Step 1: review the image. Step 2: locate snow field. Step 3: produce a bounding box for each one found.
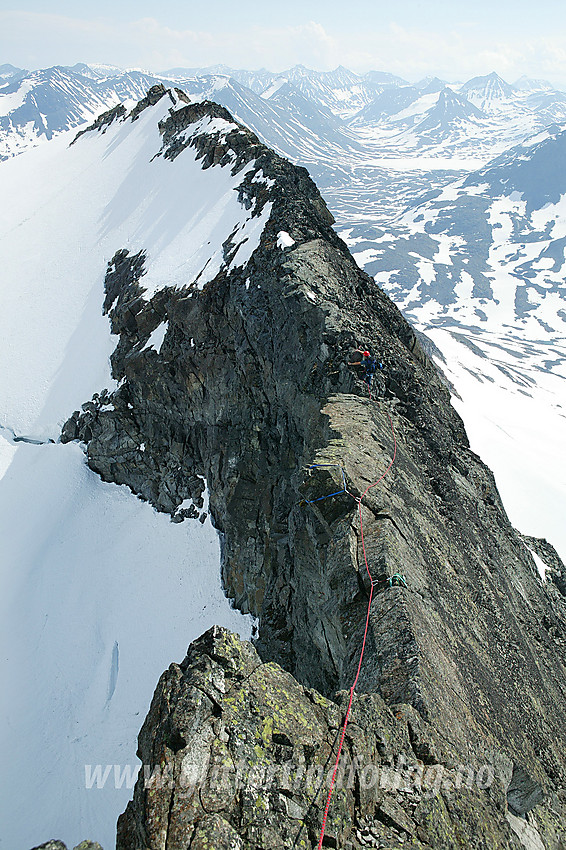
[0,441,253,850]
[426,327,566,565]
[0,95,269,440]
[0,90,267,849]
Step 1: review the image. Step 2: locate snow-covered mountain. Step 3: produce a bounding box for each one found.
[170,73,364,164]
[342,126,566,564]
[415,75,447,94]
[4,62,566,168]
[349,71,566,159]
[413,88,484,139]
[352,85,487,153]
[0,63,369,166]
[0,85,279,849]
[0,65,164,159]
[460,71,517,114]
[0,62,25,81]
[167,64,389,118]
[163,64,278,94]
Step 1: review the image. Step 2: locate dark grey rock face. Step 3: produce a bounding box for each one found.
[61,91,566,847]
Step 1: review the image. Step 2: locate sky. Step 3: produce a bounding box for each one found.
[2,0,566,86]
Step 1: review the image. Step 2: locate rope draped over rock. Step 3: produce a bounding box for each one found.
[301,406,399,850]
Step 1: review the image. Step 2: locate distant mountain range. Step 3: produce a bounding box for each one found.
[3,64,566,164]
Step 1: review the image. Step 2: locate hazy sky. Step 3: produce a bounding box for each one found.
[2,0,566,85]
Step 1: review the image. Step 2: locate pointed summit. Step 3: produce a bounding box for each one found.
[460,71,516,115]
[415,76,446,94]
[420,87,483,125]
[320,65,361,87]
[461,71,514,97]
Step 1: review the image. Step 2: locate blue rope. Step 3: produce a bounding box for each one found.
[302,464,352,505]
[304,489,348,504]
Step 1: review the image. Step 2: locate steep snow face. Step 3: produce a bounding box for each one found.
[423,326,566,565]
[0,88,268,849]
[0,440,253,850]
[0,89,271,440]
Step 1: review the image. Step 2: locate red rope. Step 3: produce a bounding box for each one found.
[316,408,397,849]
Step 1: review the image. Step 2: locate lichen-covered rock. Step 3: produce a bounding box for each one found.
[72,843,104,850]
[117,626,538,850]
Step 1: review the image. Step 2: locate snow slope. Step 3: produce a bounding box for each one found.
[0,66,164,160]
[0,89,269,440]
[0,440,252,850]
[424,327,566,565]
[0,88,271,849]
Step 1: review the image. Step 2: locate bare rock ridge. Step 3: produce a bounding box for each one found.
[61,87,566,847]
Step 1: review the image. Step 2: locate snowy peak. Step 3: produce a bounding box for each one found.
[0,83,296,438]
[66,62,125,81]
[319,65,362,87]
[164,66,278,95]
[351,83,485,148]
[0,63,24,80]
[460,71,517,114]
[420,87,484,124]
[410,88,484,142]
[461,71,515,97]
[415,76,446,93]
[0,79,339,440]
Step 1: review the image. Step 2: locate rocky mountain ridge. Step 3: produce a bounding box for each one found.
[53,87,566,848]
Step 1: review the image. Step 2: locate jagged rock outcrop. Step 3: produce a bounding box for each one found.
[116,626,523,850]
[61,88,566,846]
[30,842,103,850]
